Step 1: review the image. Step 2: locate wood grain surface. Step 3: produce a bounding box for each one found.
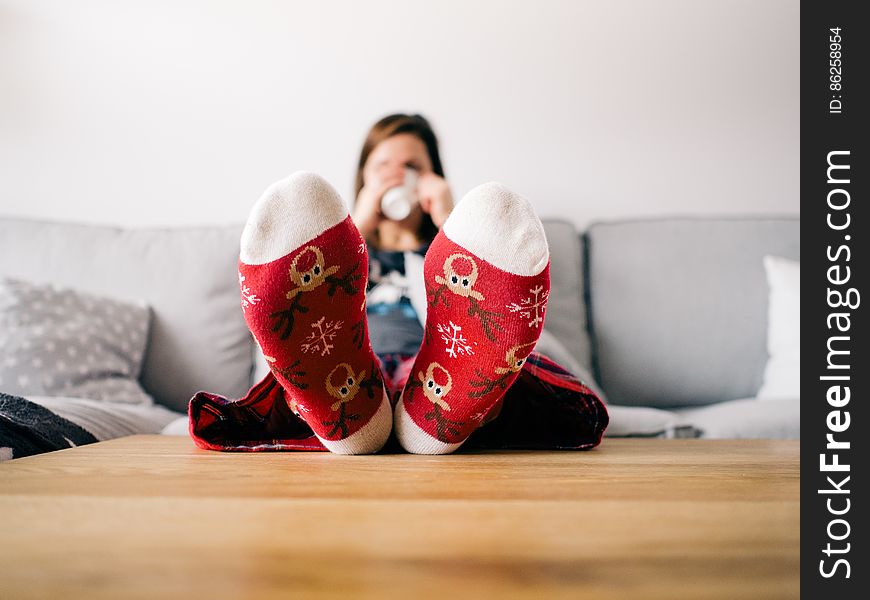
[0,435,799,599]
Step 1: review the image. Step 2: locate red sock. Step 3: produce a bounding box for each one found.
[395,183,550,453]
[239,172,392,454]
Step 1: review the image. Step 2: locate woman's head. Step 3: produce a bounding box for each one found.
[355,113,445,198]
[354,114,444,245]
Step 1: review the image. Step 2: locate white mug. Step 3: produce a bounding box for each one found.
[381,168,419,221]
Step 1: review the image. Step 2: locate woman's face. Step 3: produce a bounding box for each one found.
[363,133,433,187]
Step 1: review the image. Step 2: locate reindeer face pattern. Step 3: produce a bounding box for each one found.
[495,341,537,375]
[325,362,365,411]
[286,245,340,299]
[435,253,484,301]
[417,362,453,410]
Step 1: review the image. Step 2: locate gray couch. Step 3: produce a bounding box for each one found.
[544,217,800,438]
[0,215,799,440]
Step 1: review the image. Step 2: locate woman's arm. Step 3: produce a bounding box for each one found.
[416,173,454,228]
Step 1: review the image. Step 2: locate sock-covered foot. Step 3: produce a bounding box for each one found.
[239,172,391,454]
[395,182,550,454]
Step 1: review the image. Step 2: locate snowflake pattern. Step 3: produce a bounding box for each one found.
[437,321,475,358]
[506,286,549,328]
[239,273,261,312]
[301,317,343,356]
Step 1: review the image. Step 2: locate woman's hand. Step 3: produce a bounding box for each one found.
[416,172,454,228]
[352,172,406,238]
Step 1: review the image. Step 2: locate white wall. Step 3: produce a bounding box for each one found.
[0,0,799,230]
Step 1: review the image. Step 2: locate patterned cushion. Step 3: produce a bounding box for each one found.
[0,278,153,404]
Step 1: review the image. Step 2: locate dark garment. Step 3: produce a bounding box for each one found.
[0,392,98,459]
[366,243,429,355]
[367,299,424,355]
[366,243,429,289]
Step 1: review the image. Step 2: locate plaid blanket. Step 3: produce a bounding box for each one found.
[189,352,608,452]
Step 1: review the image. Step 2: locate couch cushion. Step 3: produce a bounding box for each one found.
[604,405,688,438]
[0,217,253,412]
[27,395,182,441]
[673,397,800,439]
[586,217,799,408]
[540,219,593,371]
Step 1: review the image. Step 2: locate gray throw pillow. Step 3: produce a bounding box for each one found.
[0,278,153,405]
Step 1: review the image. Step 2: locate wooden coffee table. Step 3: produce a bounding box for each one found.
[0,436,798,599]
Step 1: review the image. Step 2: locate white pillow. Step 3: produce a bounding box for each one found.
[757,256,800,399]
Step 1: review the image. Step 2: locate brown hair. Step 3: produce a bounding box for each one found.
[355,113,445,244]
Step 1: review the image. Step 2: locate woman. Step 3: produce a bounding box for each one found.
[351,114,453,358]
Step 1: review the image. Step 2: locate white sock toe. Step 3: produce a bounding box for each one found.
[317,390,393,455]
[240,171,348,265]
[442,182,549,276]
[394,399,464,455]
